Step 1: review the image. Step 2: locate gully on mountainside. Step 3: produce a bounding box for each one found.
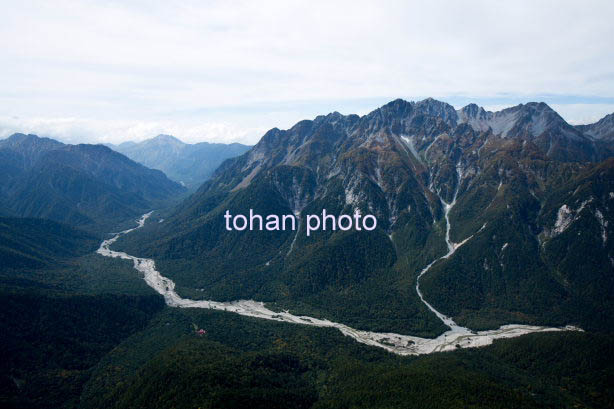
[97,199,579,356]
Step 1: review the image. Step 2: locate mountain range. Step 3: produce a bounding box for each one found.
[106,134,251,189]
[3,98,614,408]
[114,98,614,336]
[0,133,186,231]
[576,112,614,141]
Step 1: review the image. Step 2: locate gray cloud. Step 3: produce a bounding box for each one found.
[1,0,613,144]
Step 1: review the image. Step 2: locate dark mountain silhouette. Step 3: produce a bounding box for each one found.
[0,133,187,231]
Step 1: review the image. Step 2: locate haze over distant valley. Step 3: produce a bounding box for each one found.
[106,134,250,189]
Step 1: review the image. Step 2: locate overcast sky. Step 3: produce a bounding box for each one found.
[1,0,613,145]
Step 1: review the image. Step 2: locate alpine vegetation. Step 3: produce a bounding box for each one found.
[223,209,377,236]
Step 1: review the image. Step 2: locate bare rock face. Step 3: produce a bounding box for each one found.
[576,112,614,141]
[123,98,614,336]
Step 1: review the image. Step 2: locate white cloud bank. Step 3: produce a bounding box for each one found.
[1,0,613,144]
[0,116,264,145]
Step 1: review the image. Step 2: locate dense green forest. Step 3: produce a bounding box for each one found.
[2,245,612,408]
[2,100,614,408]
[0,218,99,270]
[80,308,614,409]
[0,292,164,409]
[0,134,187,232]
[0,218,166,408]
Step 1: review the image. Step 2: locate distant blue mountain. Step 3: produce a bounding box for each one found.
[0,133,186,231]
[106,134,251,189]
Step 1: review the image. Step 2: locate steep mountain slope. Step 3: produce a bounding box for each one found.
[108,134,251,189]
[420,144,614,331]
[0,217,98,270]
[0,134,187,231]
[457,102,600,161]
[115,98,614,335]
[576,112,614,141]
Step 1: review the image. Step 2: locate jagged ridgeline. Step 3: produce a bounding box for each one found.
[117,98,614,336]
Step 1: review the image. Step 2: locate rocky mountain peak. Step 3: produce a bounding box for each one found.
[3,133,64,150]
[372,98,458,127]
[413,98,458,124]
[230,97,613,187]
[458,103,487,119]
[576,112,614,141]
[151,134,184,145]
[458,101,577,137]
